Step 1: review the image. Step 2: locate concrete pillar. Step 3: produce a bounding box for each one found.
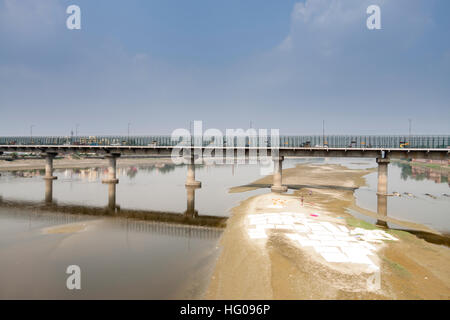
[45,179,53,203]
[185,154,201,187]
[271,156,287,193]
[376,194,388,228]
[43,152,58,180]
[376,158,390,195]
[185,185,199,218]
[102,153,120,184]
[376,158,390,228]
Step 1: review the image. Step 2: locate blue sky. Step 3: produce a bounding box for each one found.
[0,0,449,136]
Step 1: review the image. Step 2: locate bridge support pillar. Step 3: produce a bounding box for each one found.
[102,153,120,184]
[185,154,201,187]
[376,158,389,195]
[376,158,390,227]
[271,156,287,193]
[43,152,58,180]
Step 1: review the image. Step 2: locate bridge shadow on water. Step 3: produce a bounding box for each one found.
[389,229,450,247]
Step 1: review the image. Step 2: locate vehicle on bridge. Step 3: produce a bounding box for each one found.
[300,141,311,147]
[400,142,410,148]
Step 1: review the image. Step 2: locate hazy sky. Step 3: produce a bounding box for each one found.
[0,0,449,136]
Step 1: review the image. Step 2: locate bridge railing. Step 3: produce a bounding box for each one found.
[0,135,448,149]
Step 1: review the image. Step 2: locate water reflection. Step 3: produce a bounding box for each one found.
[394,161,449,185]
[0,163,271,216]
[45,179,53,203]
[126,166,138,179]
[376,194,388,228]
[0,197,227,229]
[185,185,200,217]
[7,163,181,182]
[107,182,117,211]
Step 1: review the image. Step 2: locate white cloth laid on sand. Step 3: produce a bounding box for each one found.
[246,212,398,270]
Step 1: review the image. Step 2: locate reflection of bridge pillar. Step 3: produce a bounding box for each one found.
[376,194,388,228]
[107,182,117,210]
[271,156,287,193]
[43,152,57,203]
[43,152,58,180]
[45,179,53,203]
[185,154,201,187]
[102,153,120,211]
[185,185,200,218]
[376,158,390,227]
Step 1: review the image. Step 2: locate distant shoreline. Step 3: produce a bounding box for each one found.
[0,157,173,172]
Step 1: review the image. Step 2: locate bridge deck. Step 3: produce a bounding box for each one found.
[0,144,448,160]
[0,135,448,160]
[0,135,449,149]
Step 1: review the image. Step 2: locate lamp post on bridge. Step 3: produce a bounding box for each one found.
[30,125,35,144]
[408,119,412,147]
[322,120,325,148]
[127,122,131,145]
[189,121,193,147]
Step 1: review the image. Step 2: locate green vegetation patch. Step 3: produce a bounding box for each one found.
[386,229,414,241]
[345,216,377,230]
[382,257,411,278]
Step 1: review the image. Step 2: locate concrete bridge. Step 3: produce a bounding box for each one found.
[1,134,448,228]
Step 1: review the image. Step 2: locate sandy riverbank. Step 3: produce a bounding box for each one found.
[0,157,173,172]
[205,163,450,299]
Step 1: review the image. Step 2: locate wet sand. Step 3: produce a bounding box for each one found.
[42,220,98,234]
[205,163,450,299]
